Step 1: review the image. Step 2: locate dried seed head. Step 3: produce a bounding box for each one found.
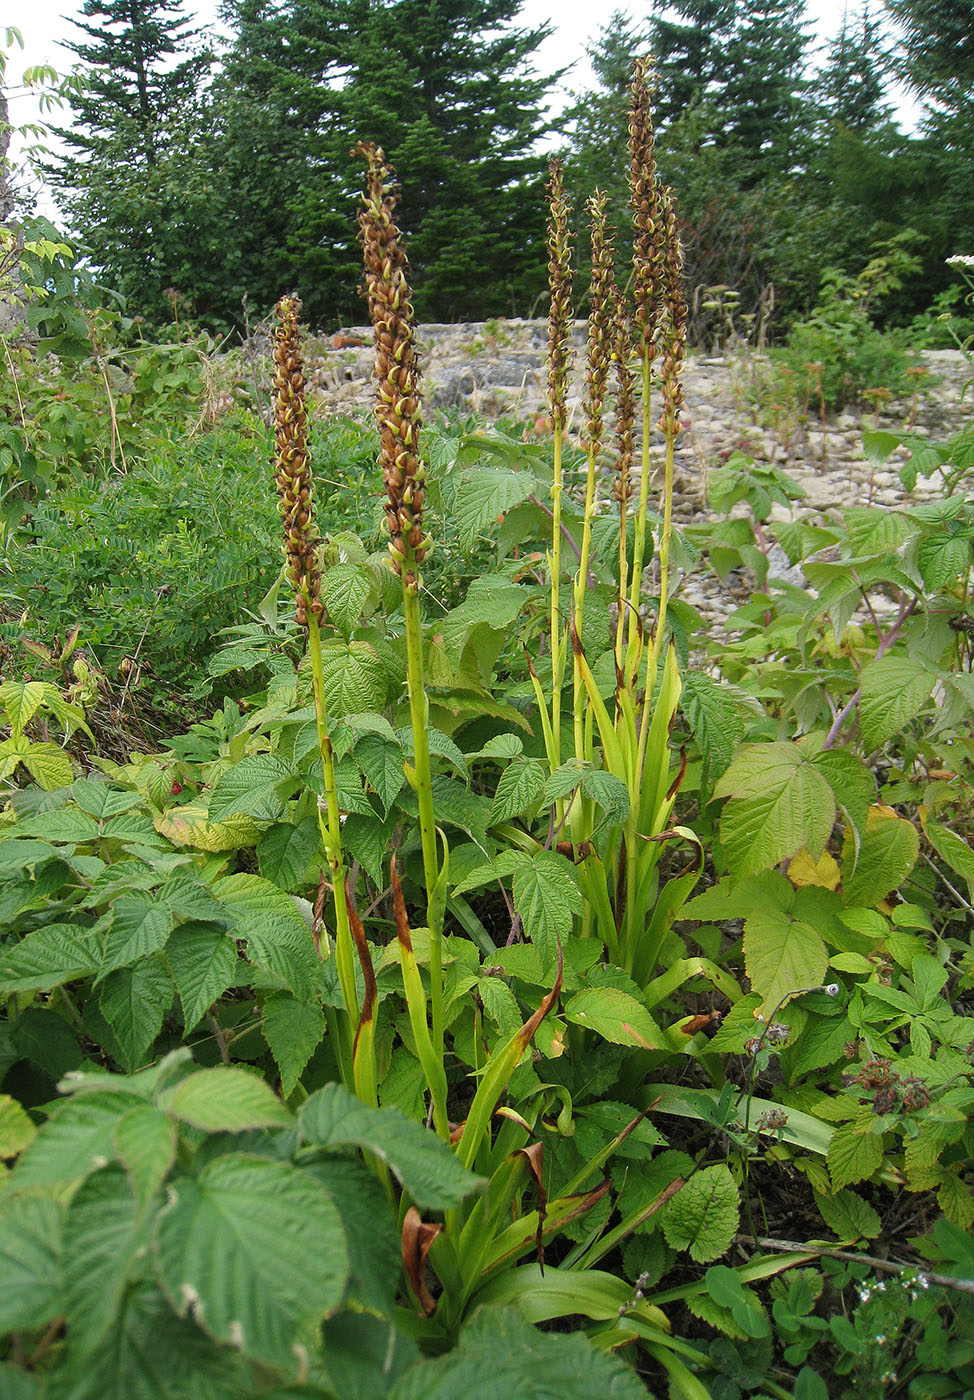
[583,190,614,460]
[628,56,665,358]
[658,187,687,430]
[273,294,322,626]
[546,159,574,434]
[355,141,427,588]
[611,284,635,509]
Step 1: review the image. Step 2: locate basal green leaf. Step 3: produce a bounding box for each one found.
[0,1190,63,1332]
[490,758,546,823]
[298,1082,481,1209]
[99,958,173,1072]
[859,655,934,751]
[564,987,663,1049]
[715,743,835,878]
[98,896,173,980]
[0,922,102,992]
[841,807,919,907]
[208,754,292,824]
[162,1067,291,1132]
[662,1164,739,1263]
[156,1153,347,1367]
[262,993,326,1097]
[166,922,238,1031]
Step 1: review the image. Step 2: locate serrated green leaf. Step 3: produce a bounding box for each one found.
[13,807,101,842]
[490,758,546,823]
[166,922,238,1031]
[322,562,378,638]
[98,896,173,979]
[716,743,835,879]
[99,958,173,1072]
[814,1188,881,1242]
[208,754,292,824]
[22,743,76,790]
[0,1190,63,1331]
[163,1067,291,1132]
[70,778,143,820]
[388,1303,649,1400]
[156,1153,347,1367]
[841,807,919,907]
[298,1082,481,1209]
[744,891,828,1016]
[859,655,934,750]
[662,1164,739,1262]
[811,749,873,847]
[0,922,102,992]
[681,671,748,793]
[453,467,535,548]
[262,993,326,1096]
[213,873,318,1000]
[10,1005,82,1079]
[0,1094,36,1157]
[114,1104,176,1204]
[564,987,663,1049]
[916,528,972,590]
[439,575,530,661]
[828,1122,883,1189]
[317,639,388,715]
[257,815,320,888]
[13,1089,147,1188]
[355,732,406,813]
[925,818,974,897]
[0,680,46,738]
[841,506,912,556]
[342,811,395,889]
[303,1156,402,1317]
[512,849,583,969]
[62,1163,152,1356]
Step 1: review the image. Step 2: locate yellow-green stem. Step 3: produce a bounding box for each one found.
[401,564,445,1089]
[626,352,653,653]
[572,445,598,766]
[306,609,356,1081]
[548,426,565,774]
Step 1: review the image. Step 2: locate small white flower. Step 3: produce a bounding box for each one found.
[947,254,974,267]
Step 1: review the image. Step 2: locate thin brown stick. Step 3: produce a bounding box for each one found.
[738,1235,974,1296]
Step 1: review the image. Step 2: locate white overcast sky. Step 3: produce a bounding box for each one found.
[6,0,912,217]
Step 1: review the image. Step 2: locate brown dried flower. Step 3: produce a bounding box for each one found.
[546,159,574,434]
[658,187,687,430]
[583,190,614,460]
[628,56,665,358]
[273,294,322,626]
[355,141,427,586]
[612,284,635,510]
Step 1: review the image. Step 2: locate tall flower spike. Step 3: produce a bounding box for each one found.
[546,160,574,433]
[355,141,427,589]
[273,294,322,626]
[658,188,687,431]
[583,190,614,460]
[629,56,665,359]
[612,284,635,510]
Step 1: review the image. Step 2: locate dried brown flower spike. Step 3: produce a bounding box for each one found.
[658,187,687,431]
[546,159,574,433]
[355,141,427,589]
[273,294,322,626]
[583,190,613,460]
[612,284,635,511]
[628,56,664,360]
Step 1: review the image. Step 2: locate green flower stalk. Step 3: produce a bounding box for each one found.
[273,296,357,1086]
[574,190,614,765]
[542,159,574,777]
[612,285,636,665]
[626,56,665,654]
[356,142,448,1139]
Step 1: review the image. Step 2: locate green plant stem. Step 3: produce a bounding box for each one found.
[649,424,675,674]
[306,608,356,1079]
[572,445,598,767]
[626,352,653,653]
[401,563,447,1119]
[548,425,565,773]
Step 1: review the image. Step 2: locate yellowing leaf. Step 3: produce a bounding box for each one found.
[154,803,261,852]
[788,848,840,890]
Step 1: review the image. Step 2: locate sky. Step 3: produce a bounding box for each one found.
[5,0,912,217]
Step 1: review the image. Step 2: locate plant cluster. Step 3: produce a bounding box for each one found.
[1,59,974,1400]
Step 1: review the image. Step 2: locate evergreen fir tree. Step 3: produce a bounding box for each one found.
[46,0,215,321]
[819,5,890,133]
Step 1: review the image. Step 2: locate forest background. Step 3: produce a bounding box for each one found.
[3,0,972,339]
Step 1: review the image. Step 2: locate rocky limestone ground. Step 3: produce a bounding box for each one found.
[282,318,971,629]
